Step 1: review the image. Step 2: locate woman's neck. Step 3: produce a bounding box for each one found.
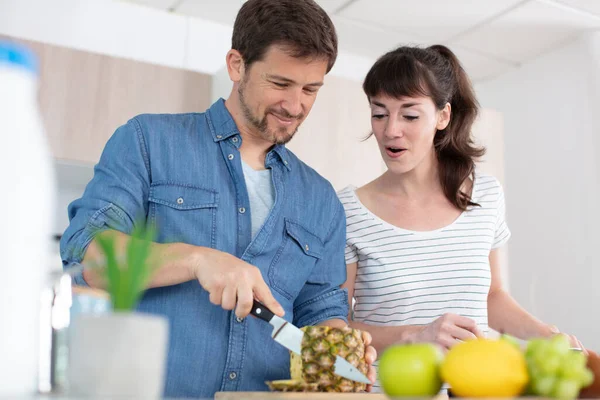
[376,150,442,200]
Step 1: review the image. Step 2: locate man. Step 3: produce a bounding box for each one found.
[60,0,376,398]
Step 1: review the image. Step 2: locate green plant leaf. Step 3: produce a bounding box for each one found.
[95,224,159,311]
[95,231,121,309]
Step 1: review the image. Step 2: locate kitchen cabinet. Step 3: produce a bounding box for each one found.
[1,34,212,165]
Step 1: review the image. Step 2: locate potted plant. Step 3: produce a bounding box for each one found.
[67,225,169,399]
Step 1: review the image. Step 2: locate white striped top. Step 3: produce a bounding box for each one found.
[339,173,511,335]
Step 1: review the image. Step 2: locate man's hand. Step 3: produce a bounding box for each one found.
[192,247,284,319]
[362,331,378,391]
[81,230,283,319]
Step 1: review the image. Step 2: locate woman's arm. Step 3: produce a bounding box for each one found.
[487,249,559,339]
[342,263,483,354]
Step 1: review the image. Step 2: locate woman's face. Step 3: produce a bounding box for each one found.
[369,94,450,175]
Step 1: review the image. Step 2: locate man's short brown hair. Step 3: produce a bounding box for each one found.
[232,0,338,73]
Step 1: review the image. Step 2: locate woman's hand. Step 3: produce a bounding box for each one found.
[407,313,484,350]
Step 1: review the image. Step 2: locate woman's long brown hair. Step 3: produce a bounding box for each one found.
[363,44,485,210]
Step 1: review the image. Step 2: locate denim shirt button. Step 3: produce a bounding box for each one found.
[176,197,184,205]
[236,316,243,323]
[232,137,239,143]
[304,244,309,251]
[239,207,246,214]
[228,154,234,160]
[216,135,222,139]
[229,372,237,380]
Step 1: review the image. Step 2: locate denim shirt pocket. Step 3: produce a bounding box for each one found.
[148,182,219,247]
[268,218,324,301]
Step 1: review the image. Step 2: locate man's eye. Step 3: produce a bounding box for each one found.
[273,82,288,88]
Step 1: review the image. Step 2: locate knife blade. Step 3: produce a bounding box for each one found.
[250,300,371,385]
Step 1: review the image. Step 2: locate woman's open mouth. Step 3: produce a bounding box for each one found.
[385,147,406,158]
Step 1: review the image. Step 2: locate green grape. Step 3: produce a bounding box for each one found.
[532,375,557,397]
[538,353,562,375]
[568,350,587,369]
[526,338,548,358]
[551,379,580,400]
[559,351,587,381]
[549,335,571,357]
[581,368,594,388]
[525,337,593,399]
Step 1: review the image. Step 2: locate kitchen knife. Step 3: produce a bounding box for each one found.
[250,300,371,385]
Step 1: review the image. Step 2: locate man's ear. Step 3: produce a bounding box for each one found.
[226,49,245,83]
[437,102,451,130]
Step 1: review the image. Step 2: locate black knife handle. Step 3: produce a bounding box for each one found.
[250,300,275,323]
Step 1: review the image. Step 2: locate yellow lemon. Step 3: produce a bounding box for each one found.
[441,338,529,397]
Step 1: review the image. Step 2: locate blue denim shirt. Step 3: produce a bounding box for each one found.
[60,99,349,399]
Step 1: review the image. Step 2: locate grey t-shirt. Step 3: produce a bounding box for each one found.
[241,160,275,239]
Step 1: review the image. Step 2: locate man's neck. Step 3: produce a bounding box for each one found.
[224,96,272,170]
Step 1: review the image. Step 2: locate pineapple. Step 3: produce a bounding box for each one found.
[267,326,368,393]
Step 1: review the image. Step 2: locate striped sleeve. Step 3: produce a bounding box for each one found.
[492,181,511,249]
[337,186,360,264]
[345,242,359,264]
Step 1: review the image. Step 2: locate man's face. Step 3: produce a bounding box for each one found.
[236,45,328,145]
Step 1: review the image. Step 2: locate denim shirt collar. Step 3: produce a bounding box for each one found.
[206,98,291,171]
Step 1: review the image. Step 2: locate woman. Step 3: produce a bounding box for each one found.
[338,45,582,376]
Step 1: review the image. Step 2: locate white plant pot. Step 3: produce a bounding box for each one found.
[68,312,169,398]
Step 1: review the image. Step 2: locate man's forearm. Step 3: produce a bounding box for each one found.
[488,289,554,339]
[318,319,348,328]
[80,229,200,290]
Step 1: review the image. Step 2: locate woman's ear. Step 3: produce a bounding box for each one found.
[437,103,451,130]
[226,49,245,83]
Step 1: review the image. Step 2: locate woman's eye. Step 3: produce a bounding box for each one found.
[404,115,419,121]
[372,114,387,120]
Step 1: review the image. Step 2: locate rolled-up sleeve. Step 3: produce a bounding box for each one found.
[293,200,349,327]
[60,118,151,280]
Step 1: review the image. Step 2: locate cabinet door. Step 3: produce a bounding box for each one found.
[3,35,212,164]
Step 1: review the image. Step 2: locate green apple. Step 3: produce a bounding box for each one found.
[378,343,444,397]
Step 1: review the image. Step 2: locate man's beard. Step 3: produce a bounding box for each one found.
[238,80,302,145]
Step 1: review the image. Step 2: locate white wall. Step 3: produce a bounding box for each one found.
[476,33,599,350]
[288,74,386,191]
[0,0,373,81]
[472,109,510,293]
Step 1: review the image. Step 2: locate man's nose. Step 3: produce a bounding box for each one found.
[281,89,303,118]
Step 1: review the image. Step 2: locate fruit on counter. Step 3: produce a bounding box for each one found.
[378,343,444,397]
[266,326,368,393]
[266,380,319,392]
[574,350,600,398]
[525,335,594,399]
[441,338,529,397]
[500,333,522,349]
